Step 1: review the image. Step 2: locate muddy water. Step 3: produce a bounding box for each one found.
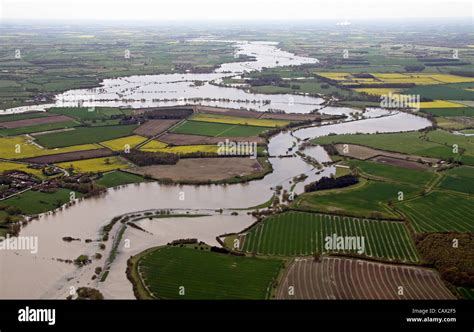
[295,111,431,140]
[99,214,256,299]
[0,110,430,299]
[0,40,433,299]
[52,41,323,114]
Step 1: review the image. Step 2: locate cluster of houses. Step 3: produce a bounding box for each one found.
[0,171,41,199]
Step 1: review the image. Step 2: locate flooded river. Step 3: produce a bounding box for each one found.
[0,40,432,299]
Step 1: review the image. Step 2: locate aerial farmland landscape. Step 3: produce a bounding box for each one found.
[0,0,472,327]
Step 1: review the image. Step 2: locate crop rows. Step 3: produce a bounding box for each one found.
[277,257,455,299]
[397,191,474,233]
[138,246,282,299]
[239,211,419,263]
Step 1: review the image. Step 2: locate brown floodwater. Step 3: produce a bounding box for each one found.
[0,40,433,299]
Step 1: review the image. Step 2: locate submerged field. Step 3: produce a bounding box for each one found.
[1,25,472,300]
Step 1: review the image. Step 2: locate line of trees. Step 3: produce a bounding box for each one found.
[120,149,179,166]
[304,174,358,193]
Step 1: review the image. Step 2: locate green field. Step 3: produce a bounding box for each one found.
[348,159,436,186]
[457,287,474,300]
[48,107,132,121]
[295,179,418,219]
[0,27,243,109]
[171,120,269,137]
[421,107,474,117]
[96,171,145,188]
[0,120,80,136]
[438,166,474,194]
[406,84,474,101]
[0,112,51,123]
[314,131,438,154]
[396,191,474,233]
[235,211,419,262]
[426,130,474,164]
[313,130,471,164]
[136,246,283,299]
[3,189,81,215]
[33,124,137,148]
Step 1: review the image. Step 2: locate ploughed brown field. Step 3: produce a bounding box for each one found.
[133,119,181,137]
[21,148,116,164]
[130,157,262,181]
[369,156,429,170]
[196,106,261,118]
[0,114,74,128]
[277,256,455,300]
[159,132,266,146]
[335,143,439,165]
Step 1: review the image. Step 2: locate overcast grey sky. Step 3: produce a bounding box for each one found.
[1,0,472,21]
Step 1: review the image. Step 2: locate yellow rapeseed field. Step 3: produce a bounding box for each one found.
[100,135,148,151]
[160,145,219,154]
[139,140,168,151]
[0,161,44,178]
[140,140,219,155]
[409,100,466,109]
[372,73,474,84]
[316,72,474,86]
[314,72,349,81]
[56,156,129,173]
[353,88,401,96]
[426,74,474,84]
[192,113,289,127]
[0,136,101,159]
